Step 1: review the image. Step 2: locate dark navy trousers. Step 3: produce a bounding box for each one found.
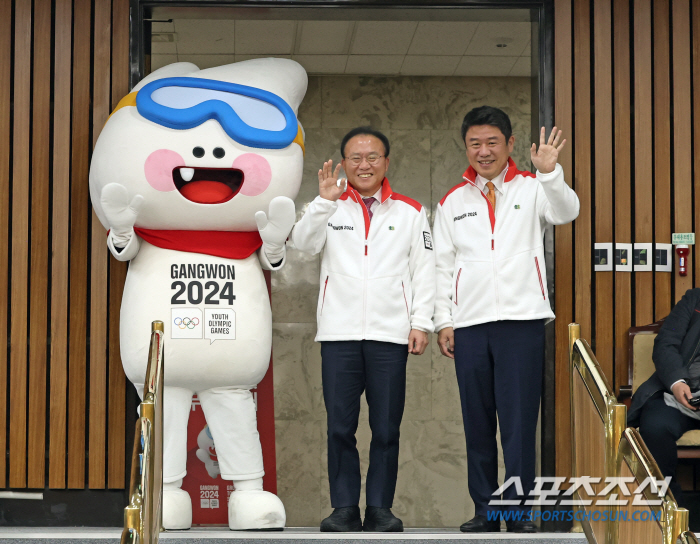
[454,319,545,516]
[638,393,700,506]
[321,340,408,508]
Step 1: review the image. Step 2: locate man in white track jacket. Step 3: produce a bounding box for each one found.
[291,127,435,533]
[433,106,579,533]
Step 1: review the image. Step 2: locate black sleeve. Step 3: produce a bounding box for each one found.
[652,289,700,390]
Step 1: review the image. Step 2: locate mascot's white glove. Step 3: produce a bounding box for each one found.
[255,196,296,266]
[101,183,144,248]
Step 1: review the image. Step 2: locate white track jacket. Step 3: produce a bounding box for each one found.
[291,179,435,344]
[433,158,579,331]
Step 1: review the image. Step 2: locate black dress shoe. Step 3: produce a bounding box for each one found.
[320,506,362,532]
[506,519,538,533]
[459,515,501,533]
[363,506,403,532]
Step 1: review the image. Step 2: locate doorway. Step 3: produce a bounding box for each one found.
[130,0,555,528]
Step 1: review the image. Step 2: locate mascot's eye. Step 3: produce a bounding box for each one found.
[193,147,205,158]
[213,147,225,159]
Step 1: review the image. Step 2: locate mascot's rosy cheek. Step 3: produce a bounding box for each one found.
[144,149,182,192]
[142,149,272,197]
[233,153,271,197]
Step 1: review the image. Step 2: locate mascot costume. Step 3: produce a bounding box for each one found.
[89,58,307,530]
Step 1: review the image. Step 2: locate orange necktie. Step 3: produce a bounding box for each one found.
[485,181,497,211]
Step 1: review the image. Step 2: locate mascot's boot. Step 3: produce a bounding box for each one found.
[228,478,286,530]
[162,479,192,530]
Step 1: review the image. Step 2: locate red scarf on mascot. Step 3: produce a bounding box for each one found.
[132,228,262,259]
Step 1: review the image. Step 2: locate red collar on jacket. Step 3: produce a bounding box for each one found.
[339,178,392,238]
[462,157,523,184]
[340,177,392,204]
[132,228,262,259]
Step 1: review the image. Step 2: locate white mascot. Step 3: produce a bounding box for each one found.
[89,58,307,530]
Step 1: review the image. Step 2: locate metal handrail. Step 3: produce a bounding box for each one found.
[121,321,164,544]
[569,323,696,544]
[619,427,693,544]
[569,324,626,544]
[679,531,700,544]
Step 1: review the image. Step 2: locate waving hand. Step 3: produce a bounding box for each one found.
[318,160,346,201]
[531,126,566,174]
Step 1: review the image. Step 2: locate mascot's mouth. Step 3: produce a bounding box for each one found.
[172,167,244,204]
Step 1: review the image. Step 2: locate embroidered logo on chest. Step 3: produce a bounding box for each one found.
[328,222,353,231]
[454,212,477,221]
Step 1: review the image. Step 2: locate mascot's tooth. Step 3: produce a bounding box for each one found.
[180,167,195,181]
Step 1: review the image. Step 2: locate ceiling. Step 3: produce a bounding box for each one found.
[151,18,533,77]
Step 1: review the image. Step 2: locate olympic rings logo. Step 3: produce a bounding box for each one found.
[174,317,200,329]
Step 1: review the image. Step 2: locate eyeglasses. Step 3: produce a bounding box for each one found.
[136,76,301,150]
[345,154,384,166]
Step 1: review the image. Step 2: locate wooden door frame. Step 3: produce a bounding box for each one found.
[127,0,560,528]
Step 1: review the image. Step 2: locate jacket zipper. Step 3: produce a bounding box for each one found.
[535,257,545,300]
[482,194,495,250]
[321,276,329,314]
[454,268,462,305]
[480,186,499,315]
[352,184,389,337]
[356,189,372,338]
[492,254,500,318]
[464,178,496,249]
[480,188,496,250]
[466,179,499,317]
[363,243,368,337]
[402,281,409,317]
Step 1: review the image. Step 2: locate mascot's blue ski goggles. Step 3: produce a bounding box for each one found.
[111,77,304,152]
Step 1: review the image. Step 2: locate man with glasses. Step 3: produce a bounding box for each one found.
[291,127,435,532]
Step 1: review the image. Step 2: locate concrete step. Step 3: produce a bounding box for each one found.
[0,527,587,544]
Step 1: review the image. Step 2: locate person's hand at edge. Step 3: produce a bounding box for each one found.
[437,327,455,359]
[671,381,698,411]
[408,329,429,355]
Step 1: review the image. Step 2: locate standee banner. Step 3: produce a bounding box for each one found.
[180,271,277,526]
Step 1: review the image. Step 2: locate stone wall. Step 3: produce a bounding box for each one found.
[272,75,533,527]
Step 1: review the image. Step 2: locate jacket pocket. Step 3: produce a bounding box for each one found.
[452,260,496,325]
[321,276,329,314]
[402,281,410,318]
[366,275,411,340]
[454,268,462,305]
[317,270,363,337]
[496,249,550,317]
[534,257,545,299]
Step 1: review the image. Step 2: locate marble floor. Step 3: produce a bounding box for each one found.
[0,527,588,544]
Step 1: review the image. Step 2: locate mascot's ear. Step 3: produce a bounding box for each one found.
[131,62,200,93]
